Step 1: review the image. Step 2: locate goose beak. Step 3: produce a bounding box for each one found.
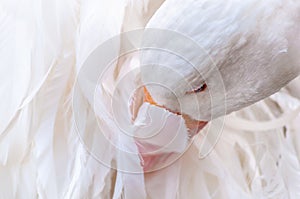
[143,86,207,136]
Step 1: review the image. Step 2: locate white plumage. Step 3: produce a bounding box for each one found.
[141,0,300,120]
[0,0,300,199]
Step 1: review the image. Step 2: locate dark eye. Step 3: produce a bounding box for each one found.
[194,83,207,93]
[186,83,207,94]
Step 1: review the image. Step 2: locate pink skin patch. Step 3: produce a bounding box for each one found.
[135,140,180,172]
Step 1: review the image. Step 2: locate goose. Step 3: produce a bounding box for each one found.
[109,0,300,183]
[82,0,300,197]
[1,0,300,198]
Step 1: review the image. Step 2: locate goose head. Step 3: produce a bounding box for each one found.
[137,19,300,135]
[137,0,300,132]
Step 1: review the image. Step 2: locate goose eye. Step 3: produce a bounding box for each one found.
[186,83,207,94]
[194,83,207,93]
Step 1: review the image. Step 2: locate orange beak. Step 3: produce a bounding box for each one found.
[143,86,207,135]
[143,86,159,106]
